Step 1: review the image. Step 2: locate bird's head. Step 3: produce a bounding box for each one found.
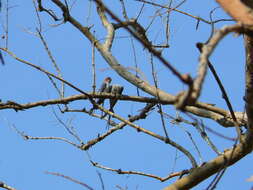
[104,77,112,83]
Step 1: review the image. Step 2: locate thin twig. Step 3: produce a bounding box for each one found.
[11,124,81,148]
[91,32,96,93]
[37,0,60,21]
[119,0,128,20]
[175,117,204,163]
[96,171,105,190]
[91,161,189,182]
[33,0,42,32]
[135,0,233,25]
[37,30,65,98]
[165,0,173,45]
[46,171,94,190]
[135,1,145,21]
[163,111,221,155]
[186,113,222,155]
[150,53,168,138]
[5,0,9,49]
[130,37,140,96]
[52,108,83,144]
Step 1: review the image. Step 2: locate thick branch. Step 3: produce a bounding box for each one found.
[0,93,246,127]
[96,0,115,50]
[0,181,16,190]
[216,0,253,25]
[0,94,166,110]
[244,35,253,132]
[163,138,253,190]
[163,23,253,190]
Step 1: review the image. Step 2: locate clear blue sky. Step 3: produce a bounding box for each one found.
[0,0,252,190]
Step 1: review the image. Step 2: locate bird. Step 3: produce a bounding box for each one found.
[89,77,112,113]
[109,84,124,113]
[101,84,124,121]
[96,77,112,105]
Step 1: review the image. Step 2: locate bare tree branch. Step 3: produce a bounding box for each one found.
[45,171,94,190]
[216,0,253,25]
[91,161,189,182]
[96,0,115,50]
[0,181,16,190]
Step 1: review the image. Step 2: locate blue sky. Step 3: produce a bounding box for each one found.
[0,0,252,190]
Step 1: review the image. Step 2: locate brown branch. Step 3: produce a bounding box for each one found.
[37,0,60,21]
[184,106,242,127]
[0,93,247,127]
[136,0,233,24]
[0,182,16,190]
[244,35,253,132]
[93,0,192,85]
[216,0,253,25]
[65,108,119,127]
[91,161,189,182]
[80,103,155,150]
[0,94,169,111]
[163,137,253,190]
[11,125,81,148]
[113,19,151,47]
[163,22,253,190]
[96,0,115,50]
[91,36,96,93]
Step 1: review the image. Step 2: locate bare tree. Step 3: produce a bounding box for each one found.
[1,0,253,189]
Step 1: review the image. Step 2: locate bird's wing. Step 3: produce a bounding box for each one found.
[105,84,112,93]
[99,82,106,92]
[109,85,124,111]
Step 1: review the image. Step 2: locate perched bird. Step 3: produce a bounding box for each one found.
[96,77,112,105]
[109,84,124,112]
[90,77,112,112]
[101,84,124,127]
